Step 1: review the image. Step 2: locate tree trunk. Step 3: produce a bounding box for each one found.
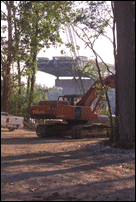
[111,2,120,143]
[17,59,22,113]
[27,3,38,120]
[29,53,37,108]
[114,1,135,147]
[1,1,12,112]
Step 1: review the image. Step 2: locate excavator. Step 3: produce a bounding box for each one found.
[30,74,115,138]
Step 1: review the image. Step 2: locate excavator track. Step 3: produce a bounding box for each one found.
[36,122,71,138]
[36,124,47,138]
[36,122,110,139]
[70,125,84,139]
[70,123,110,139]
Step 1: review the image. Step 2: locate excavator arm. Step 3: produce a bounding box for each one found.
[76,75,115,111]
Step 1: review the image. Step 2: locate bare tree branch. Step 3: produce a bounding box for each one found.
[71,24,114,75]
[1,10,8,19]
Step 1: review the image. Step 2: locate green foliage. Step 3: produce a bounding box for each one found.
[82,59,113,80]
[8,82,49,120]
[19,1,73,52]
[82,60,98,78]
[93,83,110,97]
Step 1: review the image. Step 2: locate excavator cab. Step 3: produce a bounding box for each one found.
[58,94,83,105]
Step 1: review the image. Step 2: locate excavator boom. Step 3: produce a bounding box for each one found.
[76,75,115,108]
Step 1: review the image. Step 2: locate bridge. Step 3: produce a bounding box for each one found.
[37,56,90,78]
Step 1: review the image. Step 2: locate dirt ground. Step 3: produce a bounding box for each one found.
[1,128,135,201]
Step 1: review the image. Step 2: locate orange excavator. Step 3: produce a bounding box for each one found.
[30,74,115,138]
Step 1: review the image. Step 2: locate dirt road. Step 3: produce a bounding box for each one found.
[1,128,135,201]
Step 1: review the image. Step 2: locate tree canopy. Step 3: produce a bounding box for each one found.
[1,1,74,117]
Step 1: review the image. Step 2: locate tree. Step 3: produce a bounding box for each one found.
[1,1,29,112]
[1,1,74,116]
[13,1,74,120]
[1,1,13,112]
[113,1,135,148]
